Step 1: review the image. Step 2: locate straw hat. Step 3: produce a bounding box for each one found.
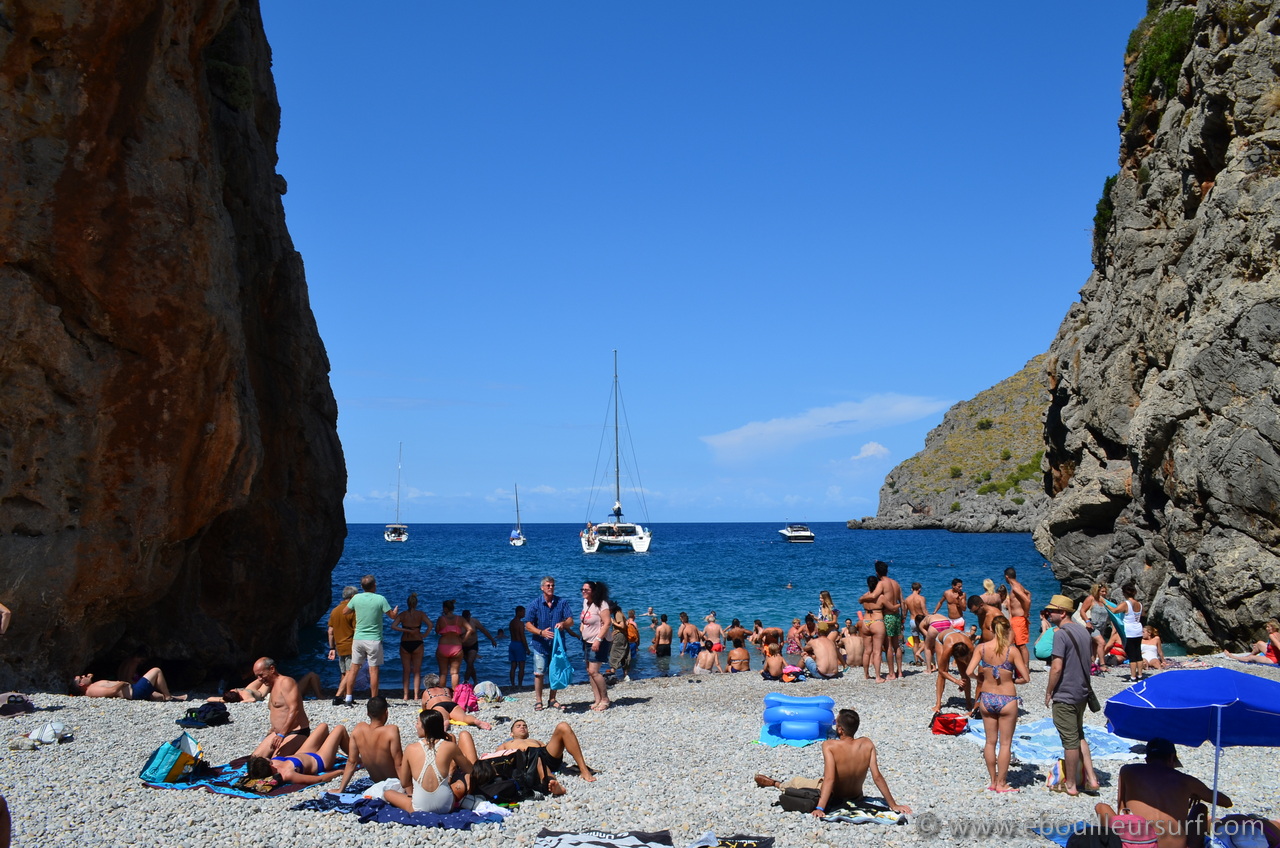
[1045,594,1076,613]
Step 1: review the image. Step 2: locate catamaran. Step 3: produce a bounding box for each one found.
[581,351,651,554]
[509,483,526,546]
[384,443,408,543]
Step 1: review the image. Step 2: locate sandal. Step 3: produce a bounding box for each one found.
[534,702,544,711]
[1049,782,1079,796]
[547,700,563,711]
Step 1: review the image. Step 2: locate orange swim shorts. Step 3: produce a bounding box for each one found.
[1010,615,1029,646]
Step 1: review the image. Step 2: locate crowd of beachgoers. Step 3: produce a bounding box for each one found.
[2,569,1279,848]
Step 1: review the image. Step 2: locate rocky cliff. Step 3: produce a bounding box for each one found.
[0,0,346,688]
[851,355,1051,532]
[1037,0,1280,652]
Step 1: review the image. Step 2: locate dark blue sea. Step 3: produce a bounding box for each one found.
[282,523,1065,690]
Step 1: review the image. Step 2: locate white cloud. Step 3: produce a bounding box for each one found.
[701,394,951,462]
[851,442,890,461]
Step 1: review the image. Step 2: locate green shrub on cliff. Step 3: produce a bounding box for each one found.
[1131,8,1195,102]
[977,451,1044,497]
[950,466,963,479]
[1094,174,1118,251]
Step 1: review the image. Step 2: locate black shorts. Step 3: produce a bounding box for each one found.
[537,747,564,773]
[655,644,671,657]
[1125,637,1143,663]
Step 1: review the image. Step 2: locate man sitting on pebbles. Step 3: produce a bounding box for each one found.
[248,657,311,759]
[754,708,911,818]
[333,695,404,796]
[69,667,186,701]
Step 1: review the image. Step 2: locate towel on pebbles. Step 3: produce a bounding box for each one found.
[534,830,674,848]
[344,798,501,828]
[963,716,1141,765]
[757,725,823,748]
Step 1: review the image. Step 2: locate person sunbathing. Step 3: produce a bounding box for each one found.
[1223,620,1280,665]
[754,708,911,816]
[210,671,324,703]
[420,675,493,730]
[491,718,596,781]
[69,668,186,701]
[244,723,348,787]
[1094,738,1231,848]
[333,695,404,794]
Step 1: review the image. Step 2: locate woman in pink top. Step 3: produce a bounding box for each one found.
[435,599,472,690]
[580,581,612,711]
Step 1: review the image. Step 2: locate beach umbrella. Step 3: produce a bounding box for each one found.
[1104,666,1280,815]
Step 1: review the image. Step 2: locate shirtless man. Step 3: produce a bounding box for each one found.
[493,718,596,781]
[760,643,786,680]
[903,583,928,665]
[703,613,725,652]
[334,695,403,794]
[249,657,311,758]
[651,614,673,657]
[754,708,911,816]
[968,595,996,642]
[750,620,783,650]
[932,628,974,713]
[727,638,751,672]
[934,578,967,630]
[1094,738,1231,848]
[1004,567,1033,667]
[693,640,721,673]
[69,667,186,701]
[839,619,864,670]
[872,561,905,679]
[803,628,841,679]
[677,612,701,657]
[724,619,749,645]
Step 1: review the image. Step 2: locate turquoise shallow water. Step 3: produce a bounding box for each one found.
[282,523,1066,689]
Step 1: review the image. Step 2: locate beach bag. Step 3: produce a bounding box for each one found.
[929,712,968,735]
[474,681,502,702]
[1034,627,1056,660]
[549,629,574,690]
[453,682,479,712]
[139,731,204,783]
[773,786,821,813]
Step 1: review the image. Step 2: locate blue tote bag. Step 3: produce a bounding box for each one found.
[548,628,574,690]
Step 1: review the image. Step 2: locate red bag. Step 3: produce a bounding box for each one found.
[929,711,968,735]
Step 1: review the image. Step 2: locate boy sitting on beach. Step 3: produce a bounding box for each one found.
[754,708,911,817]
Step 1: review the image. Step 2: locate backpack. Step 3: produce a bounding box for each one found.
[176,702,231,728]
[626,621,639,644]
[453,682,479,712]
[929,711,968,735]
[773,786,821,814]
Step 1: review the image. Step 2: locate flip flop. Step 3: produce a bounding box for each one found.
[994,787,1020,793]
[1049,783,1079,796]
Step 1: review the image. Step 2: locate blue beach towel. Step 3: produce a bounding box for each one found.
[757,724,823,748]
[349,797,501,828]
[963,716,1140,765]
[143,756,345,799]
[1032,821,1093,847]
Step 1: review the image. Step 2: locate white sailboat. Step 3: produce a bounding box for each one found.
[509,483,526,546]
[384,443,408,543]
[581,351,651,554]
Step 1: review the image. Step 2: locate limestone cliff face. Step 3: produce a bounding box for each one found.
[0,0,346,687]
[852,355,1050,533]
[1037,0,1280,651]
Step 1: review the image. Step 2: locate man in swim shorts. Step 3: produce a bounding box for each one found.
[1004,567,1032,667]
[874,561,905,679]
[753,708,911,816]
[508,605,529,688]
[250,657,311,758]
[677,612,701,656]
[69,667,186,701]
[652,614,673,656]
[903,583,928,665]
[934,578,967,631]
[703,613,724,652]
[802,627,841,679]
[333,695,403,795]
[492,718,596,781]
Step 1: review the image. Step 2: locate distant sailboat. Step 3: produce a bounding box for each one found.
[384,443,408,543]
[509,483,526,546]
[581,351,651,554]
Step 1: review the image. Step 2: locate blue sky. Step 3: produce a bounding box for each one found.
[262,2,1144,524]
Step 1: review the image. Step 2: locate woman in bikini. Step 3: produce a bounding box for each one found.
[420,676,493,730]
[244,723,348,786]
[580,581,612,711]
[859,575,887,682]
[965,614,1029,793]
[817,590,839,626]
[395,593,433,702]
[435,599,470,690]
[384,709,472,814]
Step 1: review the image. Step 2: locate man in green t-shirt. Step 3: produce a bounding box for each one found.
[342,574,399,703]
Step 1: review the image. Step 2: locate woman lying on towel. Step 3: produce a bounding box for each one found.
[244,723,348,787]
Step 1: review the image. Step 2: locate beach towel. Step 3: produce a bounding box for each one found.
[822,799,908,826]
[685,834,775,848]
[143,756,337,799]
[757,724,821,748]
[289,778,375,812]
[963,716,1141,765]
[0,693,35,718]
[534,829,674,848]
[1031,821,1094,847]
[346,797,501,828]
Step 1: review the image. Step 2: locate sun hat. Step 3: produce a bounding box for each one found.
[1045,594,1076,614]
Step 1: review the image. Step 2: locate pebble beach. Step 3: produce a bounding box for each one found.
[3,656,1277,848]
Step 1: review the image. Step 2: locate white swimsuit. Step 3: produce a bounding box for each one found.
[411,739,454,814]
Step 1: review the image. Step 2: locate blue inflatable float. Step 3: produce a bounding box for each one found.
[762,693,835,740]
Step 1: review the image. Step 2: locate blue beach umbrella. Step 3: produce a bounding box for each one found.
[1104,667,1280,815]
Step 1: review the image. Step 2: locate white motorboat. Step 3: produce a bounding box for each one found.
[509,483,526,546]
[778,523,815,543]
[384,443,409,543]
[581,351,651,554]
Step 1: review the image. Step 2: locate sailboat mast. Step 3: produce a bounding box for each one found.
[612,350,621,513]
[515,483,521,530]
[395,442,403,524]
